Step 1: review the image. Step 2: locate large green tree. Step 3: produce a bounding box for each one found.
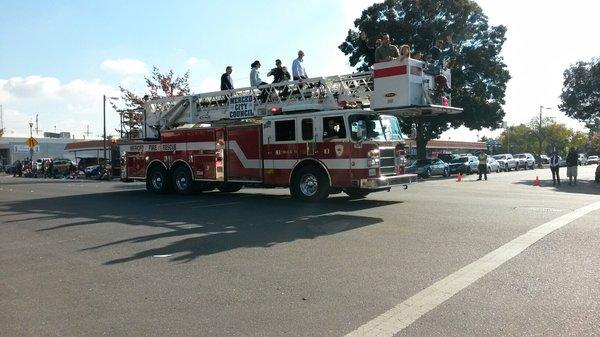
[559,58,600,124]
[116,66,190,139]
[339,0,510,158]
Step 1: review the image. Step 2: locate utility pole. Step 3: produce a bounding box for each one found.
[35,114,39,135]
[538,105,551,157]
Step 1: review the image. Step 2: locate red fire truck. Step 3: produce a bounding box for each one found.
[121,58,461,201]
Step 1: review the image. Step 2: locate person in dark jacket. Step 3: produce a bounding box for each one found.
[220,66,234,90]
[267,59,291,84]
[565,147,578,185]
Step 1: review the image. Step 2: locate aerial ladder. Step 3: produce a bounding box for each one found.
[140,58,462,139]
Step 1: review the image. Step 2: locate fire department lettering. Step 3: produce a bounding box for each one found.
[162,144,176,151]
[228,95,255,119]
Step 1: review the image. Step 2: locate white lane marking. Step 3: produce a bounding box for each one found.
[346,200,600,337]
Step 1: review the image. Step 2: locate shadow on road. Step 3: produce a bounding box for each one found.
[0,189,400,264]
[513,178,600,195]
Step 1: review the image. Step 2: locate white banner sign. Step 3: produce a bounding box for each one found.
[14,145,39,153]
[227,95,255,119]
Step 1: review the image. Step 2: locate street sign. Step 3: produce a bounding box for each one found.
[25,137,38,148]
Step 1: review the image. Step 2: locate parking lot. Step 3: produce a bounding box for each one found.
[1,166,599,336]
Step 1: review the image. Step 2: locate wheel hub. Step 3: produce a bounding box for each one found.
[299,174,318,197]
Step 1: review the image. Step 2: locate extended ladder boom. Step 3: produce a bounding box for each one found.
[141,59,462,139]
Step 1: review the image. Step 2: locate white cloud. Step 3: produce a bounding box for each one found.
[0,76,120,138]
[101,58,148,75]
[186,57,199,66]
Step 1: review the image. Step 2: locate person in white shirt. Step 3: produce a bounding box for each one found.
[549,151,561,186]
[250,60,267,87]
[292,50,307,81]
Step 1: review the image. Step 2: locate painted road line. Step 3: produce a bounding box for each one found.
[346,200,600,337]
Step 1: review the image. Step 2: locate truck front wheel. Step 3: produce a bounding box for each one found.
[290,165,330,201]
[147,165,170,194]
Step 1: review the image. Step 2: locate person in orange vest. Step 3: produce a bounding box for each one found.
[477,150,488,181]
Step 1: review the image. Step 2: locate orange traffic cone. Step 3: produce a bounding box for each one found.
[533,176,540,187]
[456,172,462,182]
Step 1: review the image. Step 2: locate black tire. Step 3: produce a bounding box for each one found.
[147,165,170,194]
[172,166,194,195]
[290,165,330,201]
[217,182,243,193]
[344,188,371,199]
[424,168,431,178]
[443,167,450,177]
[487,167,491,174]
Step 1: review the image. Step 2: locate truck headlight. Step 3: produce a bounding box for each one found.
[368,149,380,158]
[367,158,380,167]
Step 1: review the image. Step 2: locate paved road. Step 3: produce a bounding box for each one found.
[1,166,599,337]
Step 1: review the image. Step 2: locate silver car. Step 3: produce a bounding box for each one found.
[486,157,500,173]
[493,154,517,171]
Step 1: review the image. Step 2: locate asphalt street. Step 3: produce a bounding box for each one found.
[1,166,599,337]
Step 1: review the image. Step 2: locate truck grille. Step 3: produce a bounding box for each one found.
[380,147,396,176]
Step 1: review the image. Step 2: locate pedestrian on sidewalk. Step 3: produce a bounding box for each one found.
[477,150,488,181]
[566,147,578,185]
[549,151,561,185]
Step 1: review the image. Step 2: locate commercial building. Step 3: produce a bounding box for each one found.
[0,137,77,165]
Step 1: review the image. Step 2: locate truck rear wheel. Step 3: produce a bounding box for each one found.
[290,165,330,201]
[172,166,194,195]
[147,165,170,194]
[217,183,243,193]
[343,188,370,199]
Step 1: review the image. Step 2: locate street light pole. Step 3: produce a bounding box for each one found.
[103,94,107,162]
[29,122,34,161]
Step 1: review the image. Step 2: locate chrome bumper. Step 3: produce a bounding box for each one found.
[359,173,418,190]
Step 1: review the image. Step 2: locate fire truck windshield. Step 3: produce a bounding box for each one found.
[349,114,402,142]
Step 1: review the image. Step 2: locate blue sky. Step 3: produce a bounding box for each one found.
[1,0,598,140]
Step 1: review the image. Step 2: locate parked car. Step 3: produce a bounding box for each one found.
[578,154,588,166]
[558,157,567,167]
[487,157,500,173]
[449,155,479,174]
[406,158,450,178]
[4,161,19,175]
[437,153,459,164]
[84,165,102,178]
[492,154,517,172]
[596,164,600,183]
[514,153,535,170]
[35,157,52,171]
[51,158,75,176]
[587,155,599,165]
[539,154,550,165]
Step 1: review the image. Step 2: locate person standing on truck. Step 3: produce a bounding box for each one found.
[477,151,488,181]
[267,59,291,84]
[220,66,234,90]
[292,50,307,81]
[374,33,399,63]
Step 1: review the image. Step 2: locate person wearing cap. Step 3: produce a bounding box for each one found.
[292,50,307,81]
